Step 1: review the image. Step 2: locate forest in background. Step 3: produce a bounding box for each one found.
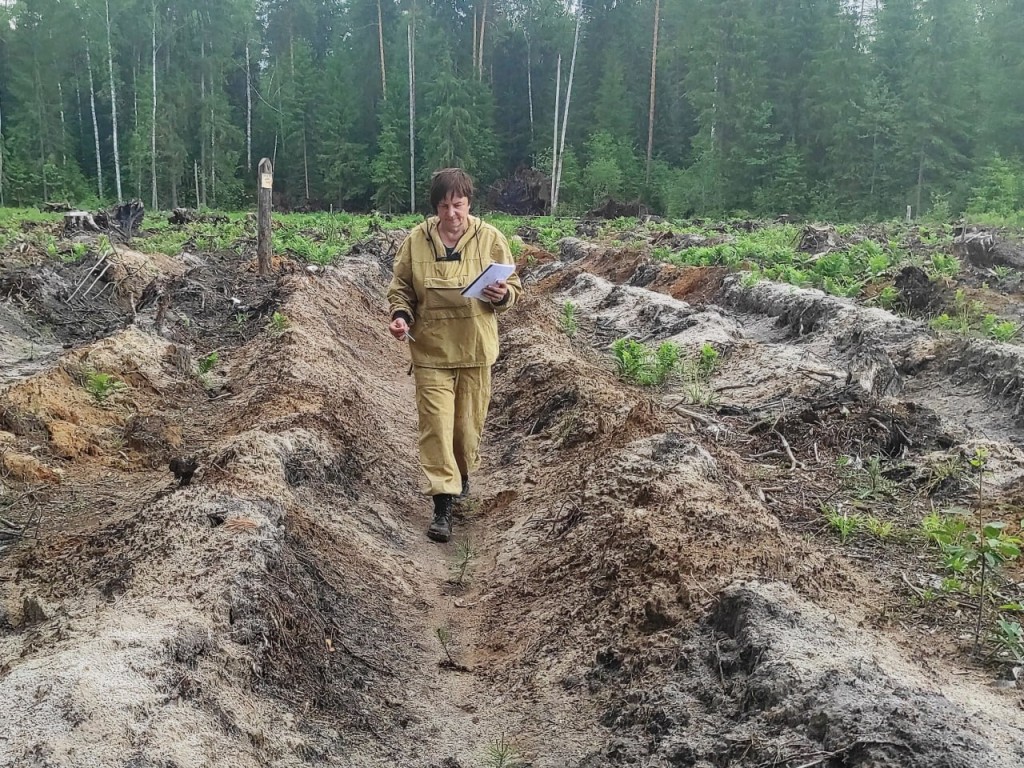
[0,0,1023,221]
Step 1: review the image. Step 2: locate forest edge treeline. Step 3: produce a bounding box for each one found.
[0,0,1023,222]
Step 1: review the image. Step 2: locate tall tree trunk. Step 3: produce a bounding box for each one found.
[303,120,310,201]
[645,0,660,185]
[0,93,5,206]
[57,80,67,164]
[132,63,140,198]
[151,2,158,211]
[408,21,416,213]
[194,159,200,208]
[199,37,207,208]
[74,72,84,157]
[550,54,560,212]
[86,40,103,199]
[478,0,488,81]
[211,105,216,206]
[472,12,478,73]
[35,59,48,201]
[554,17,581,214]
[525,31,534,142]
[377,0,387,100]
[245,42,253,168]
[916,144,925,218]
[105,0,123,201]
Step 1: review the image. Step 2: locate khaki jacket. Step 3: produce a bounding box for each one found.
[387,215,522,368]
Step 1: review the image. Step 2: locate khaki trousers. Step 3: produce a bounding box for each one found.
[413,365,491,496]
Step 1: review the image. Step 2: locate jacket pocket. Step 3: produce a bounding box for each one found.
[423,276,471,312]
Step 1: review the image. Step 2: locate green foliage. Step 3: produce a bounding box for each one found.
[930,289,985,335]
[981,314,1019,342]
[928,252,961,280]
[862,515,895,540]
[449,538,476,588]
[876,285,900,309]
[611,338,679,386]
[529,217,578,251]
[991,619,1024,662]
[967,154,1024,217]
[371,107,408,214]
[267,312,289,334]
[198,352,219,375]
[484,734,527,768]
[83,371,125,402]
[823,505,861,544]
[558,301,578,338]
[921,509,970,550]
[698,343,719,376]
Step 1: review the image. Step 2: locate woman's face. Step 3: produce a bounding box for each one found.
[436,192,470,238]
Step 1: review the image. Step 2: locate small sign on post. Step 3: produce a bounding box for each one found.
[257,158,273,276]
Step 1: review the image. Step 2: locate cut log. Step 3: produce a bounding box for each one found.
[954,230,1024,270]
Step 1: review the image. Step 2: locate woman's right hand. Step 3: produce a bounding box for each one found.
[389,316,410,340]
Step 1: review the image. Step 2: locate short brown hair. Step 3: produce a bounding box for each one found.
[429,168,474,211]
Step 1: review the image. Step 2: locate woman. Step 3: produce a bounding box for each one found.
[387,168,523,542]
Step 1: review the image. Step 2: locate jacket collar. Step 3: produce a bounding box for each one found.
[425,215,480,254]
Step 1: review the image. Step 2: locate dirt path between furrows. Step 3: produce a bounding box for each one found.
[1,234,1022,768]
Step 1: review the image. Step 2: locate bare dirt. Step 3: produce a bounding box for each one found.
[1,223,1022,767]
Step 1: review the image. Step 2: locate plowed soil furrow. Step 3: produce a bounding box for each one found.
[1,231,1022,768]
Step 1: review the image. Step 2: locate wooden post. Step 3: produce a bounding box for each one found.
[257,158,273,276]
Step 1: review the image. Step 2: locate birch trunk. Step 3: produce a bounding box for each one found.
[550,54,560,213]
[151,3,158,210]
[377,0,387,100]
[105,0,123,201]
[554,17,580,214]
[478,0,488,81]
[408,21,416,213]
[525,32,534,142]
[245,43,253,168]
[86,40,103,199]
[645,0,660,184]
[57,80,67,164]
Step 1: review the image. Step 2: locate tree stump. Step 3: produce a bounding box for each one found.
[954,230,1024,270]
[63,211,102,234]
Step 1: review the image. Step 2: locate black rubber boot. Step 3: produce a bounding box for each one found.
[427,494,454,542]
[460,475,469,498]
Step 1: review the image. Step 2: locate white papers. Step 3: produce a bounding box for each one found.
[460,262,517,300]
